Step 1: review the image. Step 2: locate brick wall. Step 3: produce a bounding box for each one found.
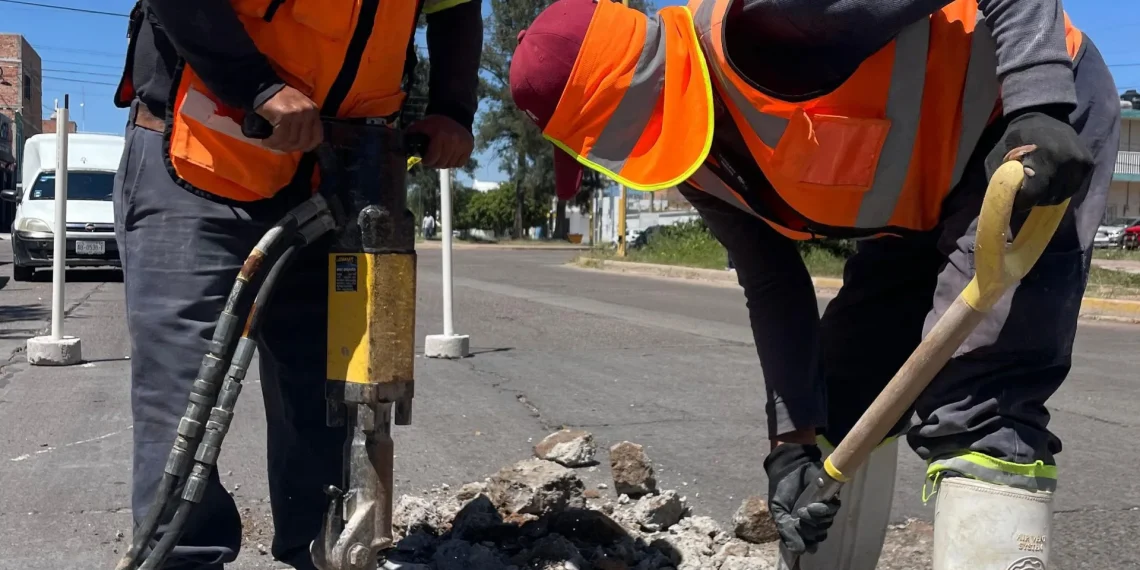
[42,117,77,134]
[0,34,43,145]
[0,34,42,230]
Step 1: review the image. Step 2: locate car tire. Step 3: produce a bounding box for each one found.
[11,264,35,282]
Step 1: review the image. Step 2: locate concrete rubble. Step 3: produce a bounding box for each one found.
[535,429,598,468]
[386,429,935,570]
[608,441,657,498]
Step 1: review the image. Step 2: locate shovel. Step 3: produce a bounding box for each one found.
[778,148,1071,570]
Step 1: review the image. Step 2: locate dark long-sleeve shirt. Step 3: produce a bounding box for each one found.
[131,0,482,133]
[714,0,1080,438]
[724,0,1078,115]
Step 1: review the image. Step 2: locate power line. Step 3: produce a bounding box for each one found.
[42,75,118,87]
[35,45,125,59]
[0,0,128,17]
[43,59,122,70]
[43,68,120,78]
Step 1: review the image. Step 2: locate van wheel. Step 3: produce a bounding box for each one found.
[12,264,34,282]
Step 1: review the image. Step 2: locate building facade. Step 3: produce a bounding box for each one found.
[1108,104,1140,222]
[0,33,43,231]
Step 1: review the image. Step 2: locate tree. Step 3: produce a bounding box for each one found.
[461,182,546,236]
[477,0,653,239]
[404,45,478,225]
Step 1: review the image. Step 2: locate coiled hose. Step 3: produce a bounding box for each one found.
[118,124,428,570]
[137,243,301,570]
[115,218,303,570]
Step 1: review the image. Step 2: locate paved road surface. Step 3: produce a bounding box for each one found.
[0,240,1136,569]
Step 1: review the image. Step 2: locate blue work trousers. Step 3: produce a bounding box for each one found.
[113,122,343,569]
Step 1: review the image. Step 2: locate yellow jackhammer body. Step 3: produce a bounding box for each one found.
[312,122,420,570]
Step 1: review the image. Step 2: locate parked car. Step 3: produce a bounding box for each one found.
[630,225,663,249]
[1094,217,1140,249]
[1,133,124,281]
[1124,224,1140,250]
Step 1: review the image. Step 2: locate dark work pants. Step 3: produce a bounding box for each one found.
[680,38,1119,482]
[113,124,346,569]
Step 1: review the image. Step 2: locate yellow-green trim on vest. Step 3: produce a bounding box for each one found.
[544,6,715,193]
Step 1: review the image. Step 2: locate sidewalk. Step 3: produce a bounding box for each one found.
[1092,258,1140,275]
[574,257,1140,323]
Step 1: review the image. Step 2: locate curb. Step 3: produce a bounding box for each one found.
[573,257,1140,324]
[418,241,590,252]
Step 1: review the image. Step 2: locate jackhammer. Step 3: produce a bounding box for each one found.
[115,116,426,570]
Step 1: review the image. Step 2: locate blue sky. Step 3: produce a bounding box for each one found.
[2,0,1137,184]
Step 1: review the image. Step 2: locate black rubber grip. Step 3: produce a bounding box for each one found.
[405,133,430,157]
[242,113,275,140]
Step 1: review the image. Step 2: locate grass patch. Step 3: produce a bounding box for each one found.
[585,219,1140,299]
[586,219,848,277]
[1086,266,1140,299]
[1092,248,1140,262]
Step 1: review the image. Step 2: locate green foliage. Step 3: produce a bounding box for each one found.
[589,217,851,277]
[460,183,547,235]
[403,45,478,225]
[478,0,656,236]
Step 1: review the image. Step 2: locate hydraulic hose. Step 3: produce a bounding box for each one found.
[140,243,301,570]
[118,218,305,570]
[120,130,419,569]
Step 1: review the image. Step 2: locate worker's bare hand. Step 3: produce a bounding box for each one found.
[255,86,323,153]
[407,115,474,169]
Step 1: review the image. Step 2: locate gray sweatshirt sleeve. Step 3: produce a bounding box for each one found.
[736,0,1078,115]
[976,0,1077,114]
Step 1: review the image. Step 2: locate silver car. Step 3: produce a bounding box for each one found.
[1094,217,1140,248]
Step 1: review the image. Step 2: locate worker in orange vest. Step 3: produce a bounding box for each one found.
[111,0,480,568]
[510,1,1119,569]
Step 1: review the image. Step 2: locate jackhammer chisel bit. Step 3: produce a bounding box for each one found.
[312,123,419,570]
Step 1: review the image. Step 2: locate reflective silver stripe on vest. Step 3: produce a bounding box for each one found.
[950,14,1000,189]
[585,12,668,174]
[693,1,1001,231]
[693,0,787,148]
[689,165,760,217]
[853,22,930,228]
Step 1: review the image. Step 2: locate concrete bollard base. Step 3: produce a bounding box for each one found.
[26,335,83,366]
[424,334,470,359]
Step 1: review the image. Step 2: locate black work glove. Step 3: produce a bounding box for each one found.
[764,443,841,555]
[984,104,1094,213]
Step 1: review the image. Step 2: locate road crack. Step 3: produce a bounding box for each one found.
[1054,505,1140,515]
[457,359,559,432]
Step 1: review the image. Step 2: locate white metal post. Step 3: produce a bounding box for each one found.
[50,97,69,340]
[423,167,469,359]
[440,168,454,337]
[28,94,82,366]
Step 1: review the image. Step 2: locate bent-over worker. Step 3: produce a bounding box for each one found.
[111,0,481,568]
[509,0,1119,568]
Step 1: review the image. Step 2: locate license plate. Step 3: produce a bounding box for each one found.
[75,240,105,255]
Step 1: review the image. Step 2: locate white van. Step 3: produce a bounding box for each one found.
[1,133,124,281]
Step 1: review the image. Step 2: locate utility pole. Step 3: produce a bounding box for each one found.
[616,0,630,256]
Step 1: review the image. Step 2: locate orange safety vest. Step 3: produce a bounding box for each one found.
[116,0,465,203]
[541,0,1084,240]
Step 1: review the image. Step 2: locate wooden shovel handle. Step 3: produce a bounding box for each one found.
[822,157,1070,483]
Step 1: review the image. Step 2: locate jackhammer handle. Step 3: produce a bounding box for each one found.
[242,112,275,140]
[405,132,430,157]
